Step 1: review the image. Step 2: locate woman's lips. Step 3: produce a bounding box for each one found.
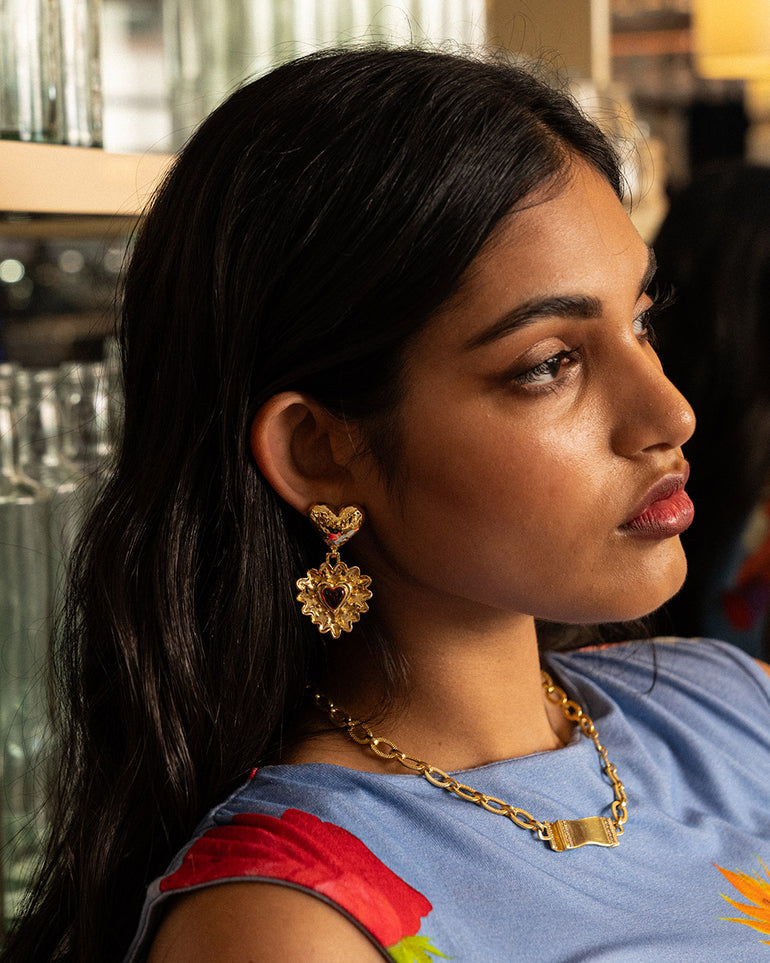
[621,470,694,540]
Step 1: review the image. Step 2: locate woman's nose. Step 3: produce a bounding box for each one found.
[610,347,696,458]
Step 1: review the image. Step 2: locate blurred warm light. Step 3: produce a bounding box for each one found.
[692,0,770,78]
[745,77,770,112]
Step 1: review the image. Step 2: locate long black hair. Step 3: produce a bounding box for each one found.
[652,163,770,643]
[2,46,621,961]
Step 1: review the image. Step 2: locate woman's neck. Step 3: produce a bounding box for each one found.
[287,590,572,772]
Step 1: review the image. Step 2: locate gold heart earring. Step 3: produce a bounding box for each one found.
[296,504,373,638]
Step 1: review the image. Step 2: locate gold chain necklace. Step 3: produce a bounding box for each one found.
[314,670,627,852]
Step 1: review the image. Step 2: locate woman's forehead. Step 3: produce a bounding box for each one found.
[424,161,646,346]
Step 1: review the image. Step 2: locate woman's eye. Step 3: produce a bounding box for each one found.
[634,284,674,346]
[633,309,654,342]
[511,349,577,387]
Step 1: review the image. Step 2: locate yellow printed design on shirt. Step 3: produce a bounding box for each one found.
[715,857,770,945]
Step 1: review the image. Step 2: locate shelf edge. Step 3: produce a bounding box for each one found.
[0,142,175,215]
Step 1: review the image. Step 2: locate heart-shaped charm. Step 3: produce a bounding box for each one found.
[320,584,348,610]
[296,555,373,639]
[309,504,364,549]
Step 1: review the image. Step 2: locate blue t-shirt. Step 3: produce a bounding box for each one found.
[126,638,770,962]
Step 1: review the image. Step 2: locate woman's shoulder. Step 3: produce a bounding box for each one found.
[147,880,386,962]
[126,801,436,962]
[555,635,770,690]
[549,636,770,726]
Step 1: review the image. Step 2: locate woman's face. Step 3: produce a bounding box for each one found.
[350,159,695,625]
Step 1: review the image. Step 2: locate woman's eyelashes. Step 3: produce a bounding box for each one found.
[635,283,676,348]
[633,307,656,345]
[509,347,581,389]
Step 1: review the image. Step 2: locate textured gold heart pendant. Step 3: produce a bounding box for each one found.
[297,557,372,637]
[309,504,364,549]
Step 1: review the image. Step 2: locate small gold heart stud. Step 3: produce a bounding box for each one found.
[308,505,364,549]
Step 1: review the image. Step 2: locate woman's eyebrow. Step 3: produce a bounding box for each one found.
[463,294,602,350]
[464,246,658,351]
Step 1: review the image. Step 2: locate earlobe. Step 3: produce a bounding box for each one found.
[249,392,353,513]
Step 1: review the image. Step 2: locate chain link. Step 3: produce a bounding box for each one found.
[314,668,627,844]
[541,670,628,832]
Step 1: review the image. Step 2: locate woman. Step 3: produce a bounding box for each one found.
[4,48,770,962]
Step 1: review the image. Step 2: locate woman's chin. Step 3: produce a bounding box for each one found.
[544,547,689,626]
[608,539,689,623]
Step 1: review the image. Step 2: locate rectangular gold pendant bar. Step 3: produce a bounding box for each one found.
[545,817,619,851]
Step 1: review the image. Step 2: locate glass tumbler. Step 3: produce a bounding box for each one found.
[0,0,102,145]
[0,0,59,142]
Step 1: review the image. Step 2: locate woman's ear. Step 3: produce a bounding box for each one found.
[250,392,356,513]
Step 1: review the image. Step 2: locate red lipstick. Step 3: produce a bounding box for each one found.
[621,469,694,540]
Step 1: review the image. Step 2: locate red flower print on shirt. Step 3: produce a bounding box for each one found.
[160,808,449,961]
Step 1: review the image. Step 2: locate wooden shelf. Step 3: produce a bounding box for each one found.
[0,141,174,216]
